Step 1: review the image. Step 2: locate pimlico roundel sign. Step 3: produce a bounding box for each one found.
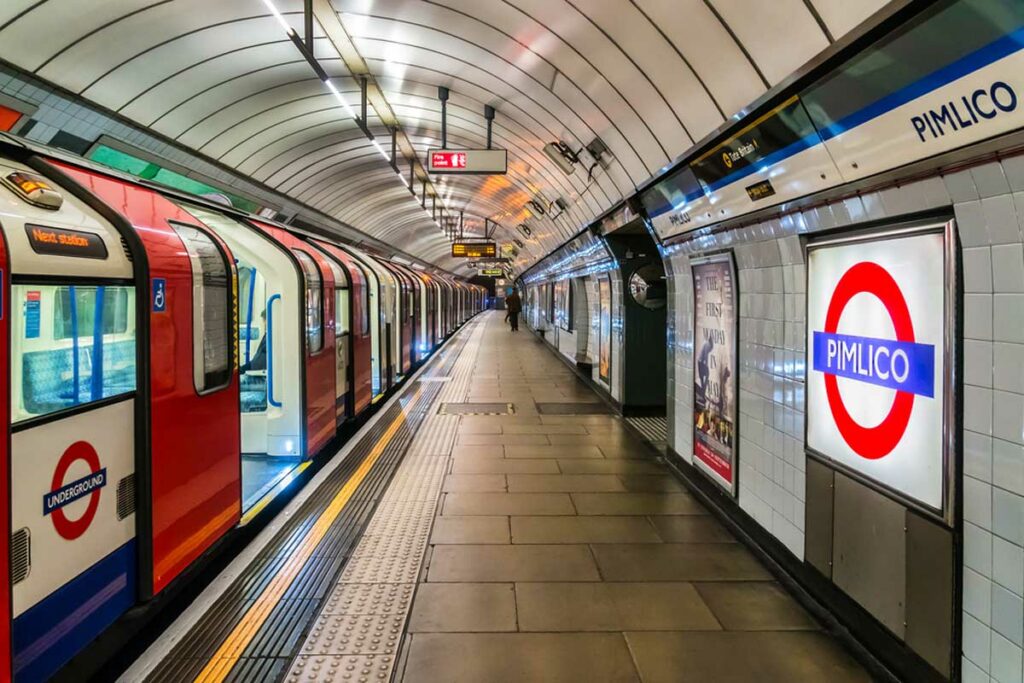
[806,228,949,512]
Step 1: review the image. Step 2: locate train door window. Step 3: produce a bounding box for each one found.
[355,263,370,336]
[173,223,233,394]
[327,262,350,336]
[336,288,349,334]
[12,283,137,422]
[293,250,324,355]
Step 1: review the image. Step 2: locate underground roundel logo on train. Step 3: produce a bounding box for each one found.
[811,261,935,460]
[44,441,107,540]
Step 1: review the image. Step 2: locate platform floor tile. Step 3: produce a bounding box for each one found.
[275,313,870,682]
[402,633,641,683]
[625,631,869,683]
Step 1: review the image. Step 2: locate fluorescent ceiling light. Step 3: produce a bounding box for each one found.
[323,79,358,121]
[260,0,294,34]
[370,137,390,163]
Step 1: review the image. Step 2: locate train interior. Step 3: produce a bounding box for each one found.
[181,204,304,511]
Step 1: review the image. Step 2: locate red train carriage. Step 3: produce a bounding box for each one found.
[0,136,482,683]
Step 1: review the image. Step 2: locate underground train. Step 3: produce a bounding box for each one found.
[0,136,484,681]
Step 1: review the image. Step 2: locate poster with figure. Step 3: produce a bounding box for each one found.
[598,275,611,384]
[692,255,737,494]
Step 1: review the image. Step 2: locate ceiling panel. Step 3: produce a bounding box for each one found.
[0,0,893,274]
[709,0,830,86]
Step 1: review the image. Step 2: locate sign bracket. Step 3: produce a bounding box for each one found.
[390,127,398,172]
[438,86,450,150]
[303,0,314,54]
[484,105,495,150]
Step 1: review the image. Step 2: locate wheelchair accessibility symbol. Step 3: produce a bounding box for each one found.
[153,278,167,313]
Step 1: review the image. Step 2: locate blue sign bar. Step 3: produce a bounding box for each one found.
[812,331,935,398]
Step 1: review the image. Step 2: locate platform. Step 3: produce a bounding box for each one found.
[124,311,868,682]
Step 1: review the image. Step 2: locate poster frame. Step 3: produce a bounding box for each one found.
[598,274,612,385]
[690,251,739,496]
[803,219,957,526]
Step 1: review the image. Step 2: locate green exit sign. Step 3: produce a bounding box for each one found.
[480,268,503,276]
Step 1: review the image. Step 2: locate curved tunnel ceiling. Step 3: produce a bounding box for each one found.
[0,0,890,273]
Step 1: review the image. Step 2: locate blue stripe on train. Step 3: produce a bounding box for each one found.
[13,540,136,683]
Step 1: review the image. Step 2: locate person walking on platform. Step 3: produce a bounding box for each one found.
[505,288,522,332]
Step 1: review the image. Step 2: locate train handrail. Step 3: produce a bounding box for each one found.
[244,266,256,364]
[267,293,282,408]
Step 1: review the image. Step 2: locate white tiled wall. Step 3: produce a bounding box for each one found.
[664,155,1024,681]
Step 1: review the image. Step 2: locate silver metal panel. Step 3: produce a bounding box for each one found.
[905,513,954,678]
[804,457,834,579]
[832,473,907,638]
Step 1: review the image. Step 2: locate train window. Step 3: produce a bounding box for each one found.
[173,223,233,394]
[293,250,324,354]
[321,254,349,337]
[12,284,136,423]
[355,264,370,336]
[54,287,129,338]
[336,289,349,335]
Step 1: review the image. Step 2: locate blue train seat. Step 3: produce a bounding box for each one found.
[22,340,136,415]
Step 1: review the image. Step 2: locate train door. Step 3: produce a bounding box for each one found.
[368,259,399,387]
[394,264,422,364]
[421,275,434,356]
[353,257,382,398]
[176,205,304,510]
[383,262,414,375]
[57,164,243,600]
[318,253,349,422]
[312,240,372,416]
[288,246,336,455]
[0,160,137,682]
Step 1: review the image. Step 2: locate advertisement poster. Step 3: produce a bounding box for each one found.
[598,276,611,383]
[692,256,737,493]
[806,227,948,513]
[554,279,571,331]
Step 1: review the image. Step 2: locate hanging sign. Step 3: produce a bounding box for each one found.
[806,225,951,513]
[452,242,497,258]
[428,149,508,175]
[691,254,738,494]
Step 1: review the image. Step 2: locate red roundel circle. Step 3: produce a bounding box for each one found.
[822,262,916,460]
[50,441,103,540]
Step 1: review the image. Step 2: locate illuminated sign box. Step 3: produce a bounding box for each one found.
[452,242,497,258]
[25,224,107,259]
[428,149,507,175]
[805,222,954,519]
[480,268,503,276]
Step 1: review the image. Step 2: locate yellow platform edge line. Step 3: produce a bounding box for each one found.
[192,388,423,683]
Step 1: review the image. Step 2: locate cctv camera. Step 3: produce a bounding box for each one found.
[543,142,578,176]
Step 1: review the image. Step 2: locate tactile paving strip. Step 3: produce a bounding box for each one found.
[144,319,482,683]
[285,321,487,682]
[286,654,393,683]
[298,613,405,655]
[320,583,415,616]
